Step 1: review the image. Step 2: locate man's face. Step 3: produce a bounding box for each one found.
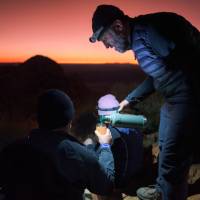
[99,20,130,53]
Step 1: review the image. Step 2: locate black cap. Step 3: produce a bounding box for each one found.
[89,5,125,43]
[37,89,75,129]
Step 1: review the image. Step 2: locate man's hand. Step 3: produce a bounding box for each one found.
[118,99,129,112]
[95,128,112,145]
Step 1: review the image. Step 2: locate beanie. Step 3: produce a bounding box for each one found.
[97,94,120,116]
[89,4,125,43]
[37,89,75,129]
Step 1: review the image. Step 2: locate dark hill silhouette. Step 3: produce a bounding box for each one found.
[0,55,92,121]
[22,55,60,67]
[19,54,65,86]
[18,55,67,96]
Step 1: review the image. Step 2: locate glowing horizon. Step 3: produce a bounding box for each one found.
[0,0,200,64]
[0,52,138,64]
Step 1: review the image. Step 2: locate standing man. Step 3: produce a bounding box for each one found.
[89,5,199,200]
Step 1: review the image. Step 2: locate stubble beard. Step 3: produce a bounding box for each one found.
[114,33,130,53]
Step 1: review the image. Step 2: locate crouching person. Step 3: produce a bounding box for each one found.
[0,89,114,200]
[78,94,143,200]
[96,94,144,200]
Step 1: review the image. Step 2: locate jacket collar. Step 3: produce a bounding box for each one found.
[30,128,83,146]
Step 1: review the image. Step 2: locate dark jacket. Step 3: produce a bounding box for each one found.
[0,129,114,200]
[126,12,200,104]
[109,126,143,188]
[89,126,143,188]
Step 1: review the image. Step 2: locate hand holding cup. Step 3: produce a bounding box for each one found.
[95,124,112,144]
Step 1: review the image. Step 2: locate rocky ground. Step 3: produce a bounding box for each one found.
[85,163,200,200]
[123,194,200,200]
[85,140,200,200]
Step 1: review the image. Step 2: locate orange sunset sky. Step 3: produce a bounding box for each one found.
[0,0,200,64]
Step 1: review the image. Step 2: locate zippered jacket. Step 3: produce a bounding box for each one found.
[126,12,200,104]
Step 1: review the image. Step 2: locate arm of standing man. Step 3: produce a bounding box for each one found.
[119,76,155,111]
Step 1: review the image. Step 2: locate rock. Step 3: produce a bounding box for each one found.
[187,194,200,200]
[188,164,200,184]
[123,196,139,200]
[152,143,159,164]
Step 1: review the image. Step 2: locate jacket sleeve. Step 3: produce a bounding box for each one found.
[125,76,155,103]
[59,141,114,195]
[86,146,115,195]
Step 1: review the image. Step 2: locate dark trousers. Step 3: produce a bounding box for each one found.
[156,102,197,200]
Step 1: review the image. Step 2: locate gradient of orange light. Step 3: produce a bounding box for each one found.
[0,0,199,63]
